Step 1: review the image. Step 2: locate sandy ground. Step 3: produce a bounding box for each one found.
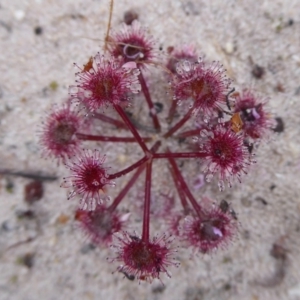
[1,0,300,299]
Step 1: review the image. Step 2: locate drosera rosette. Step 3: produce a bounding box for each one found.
[163,58,232,138]
[108,20,157,67]
[109,231,179,283]
[233,89,275,140]
[165,44,199,122]
[61,149,115,210]
[182,198,238,254]
[74,204,130,246]
[39,101,82,163]
[173,58,232,116]
[37,3,276,284]
[69,53,141,113]
[199,123,253,190]
[166,44,198,74]
[108,20,162,132]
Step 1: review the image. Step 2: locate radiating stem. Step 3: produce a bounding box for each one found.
[108,164,146,212]
[107,142,161,212]
[164,106,195,138]
[114,104,150,154]
[107,141,161,180]
[92,112,127,129]
[176,128,204,138]
[138,70,161,132]
[167,152,204,218]
[167,98,179,124]
[169,165,190,213]
[76,133,152,143]
[142,160,152,243]
[108,156,149,180]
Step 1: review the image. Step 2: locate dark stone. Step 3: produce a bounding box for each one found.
[24,180,43,204]
[272,117,284,133]
[123,10,138,25]
[19,253,35,268]
[34,26,43,35]
[251,64,265,79]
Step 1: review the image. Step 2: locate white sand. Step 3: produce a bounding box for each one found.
[0,0,300,299]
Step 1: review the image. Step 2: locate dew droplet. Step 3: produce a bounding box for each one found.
[130,83,141,93]
[94,54,102,65]
[69,86,78,94]
[182,60,191,72]
[218,180,225,191]
[84,90,92,98]
[206,174,213,182]
[132,69,140,76]
[209,162,217,172]
[200,129,208,137]
[212,226,223,238]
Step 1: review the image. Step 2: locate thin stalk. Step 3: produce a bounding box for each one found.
[150,140,162,153]
[104,0,114,52]
[107,141,161,180]
[153,152,207,159]
[138,71,161,132]
[76,133,152,143]
[108,164,146,212]
[167,98,179,124]
[176,128,204,138]
[142,160,152,243]
[164,106,195,138]
[169,166,190,213]
[167,153,204,218]
[114,104,150,154]
[108,156,149,180]
[92,112,127,129]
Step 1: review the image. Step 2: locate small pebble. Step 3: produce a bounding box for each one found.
[14,10,25,21]
[272,117,284,133]
[1,220,15,232]
[49,81,58,91]
[34,26,43,35]
[24,180,43,204]
[80,243,96,254]
[15,209,35,220]
[56,213,69,225]
[225,42,234,54]
[255,196,268,205]
[5,179,14,193]
[152,284,166,294]
[124,10,138,25]
[17,253,35,268]
[251,64,265,79]
[241,197,252,207]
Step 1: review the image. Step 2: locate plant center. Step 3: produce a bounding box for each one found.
[53,123,76,145]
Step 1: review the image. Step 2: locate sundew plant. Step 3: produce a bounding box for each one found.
[39,0,275,283]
